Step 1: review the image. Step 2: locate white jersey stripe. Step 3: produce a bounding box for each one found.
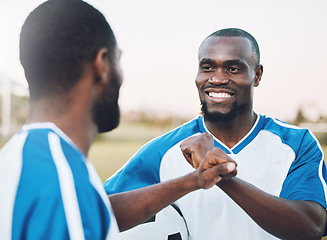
[0,132,27,240]
[85,161,110,209]
[48,132,85,240]
[85,161,120,239]
[270,117,300,130]
[23,122,80,152]
[318,159,327,208]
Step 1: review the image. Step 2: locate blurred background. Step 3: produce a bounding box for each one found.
[0,0,327,182]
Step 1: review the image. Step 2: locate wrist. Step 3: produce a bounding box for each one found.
[183,171,201,192]
[216,177,234,188]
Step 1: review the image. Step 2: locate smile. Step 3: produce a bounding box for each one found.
[208,92,232,99]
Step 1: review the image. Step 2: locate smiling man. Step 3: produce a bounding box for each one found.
[197,35,261,123]
[105,28,327,239]
[195,32,263,148]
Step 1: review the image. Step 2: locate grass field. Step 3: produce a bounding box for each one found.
[88,139,148,182]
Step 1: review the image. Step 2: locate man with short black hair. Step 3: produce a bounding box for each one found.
[105,28,327,239]
[1,0,122,238]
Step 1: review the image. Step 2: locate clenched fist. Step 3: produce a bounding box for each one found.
[180,133,237,183]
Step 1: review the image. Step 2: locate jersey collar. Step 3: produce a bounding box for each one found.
[198,114,265,154]
[21,122,80,153]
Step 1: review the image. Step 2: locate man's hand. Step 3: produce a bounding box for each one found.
[180,133,237,187]
[180,133,214,168]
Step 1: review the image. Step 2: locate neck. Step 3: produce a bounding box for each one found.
[28,95,96,156]
[204,111,257,149]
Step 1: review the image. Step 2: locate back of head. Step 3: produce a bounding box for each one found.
[20,0,116,100]
[206,28,260,66]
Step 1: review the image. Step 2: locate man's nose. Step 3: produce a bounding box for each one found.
[208,71,229,85]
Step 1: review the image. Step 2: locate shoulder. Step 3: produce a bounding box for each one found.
[261,115,322,156]
[263,115,307,137]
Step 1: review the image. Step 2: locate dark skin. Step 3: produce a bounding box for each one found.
[109,161,231,231]
[195,36,262,148]
[181,36,327,239]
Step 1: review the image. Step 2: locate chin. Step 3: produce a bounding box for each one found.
[97,107,120,133]
[93,100,121,134]
[205,111,238,122]
[201,102,239,122]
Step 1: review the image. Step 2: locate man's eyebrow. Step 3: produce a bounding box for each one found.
[223,59,247,67]
[199,58,215,65]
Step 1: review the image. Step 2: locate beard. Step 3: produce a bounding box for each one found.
[201,101,250,123]
[92,68,121,134]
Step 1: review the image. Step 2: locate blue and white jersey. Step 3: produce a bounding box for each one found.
[0,122,119,240]
[104,114,327,240]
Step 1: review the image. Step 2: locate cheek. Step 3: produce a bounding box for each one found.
[117,65,124,85]
[195,74,207,89]
[237,81,254,100]
[234,73,255,89]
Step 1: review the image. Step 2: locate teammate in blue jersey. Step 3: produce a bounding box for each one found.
[0,0,122,238]
[104,28,327,239]
[0,1,236,239]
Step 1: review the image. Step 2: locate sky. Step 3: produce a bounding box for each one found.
[1,0,327,121]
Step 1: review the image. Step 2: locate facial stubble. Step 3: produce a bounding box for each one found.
[92,68,121,133]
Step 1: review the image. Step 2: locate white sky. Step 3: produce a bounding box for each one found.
[1,0,327,121]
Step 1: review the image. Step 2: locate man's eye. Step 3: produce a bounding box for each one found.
[201,66,213,72]
[227,67,240,73]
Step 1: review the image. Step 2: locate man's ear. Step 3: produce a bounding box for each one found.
[93,48,110,84]
[254,64,263,87]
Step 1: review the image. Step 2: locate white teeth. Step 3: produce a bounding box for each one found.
[208,92,231,98]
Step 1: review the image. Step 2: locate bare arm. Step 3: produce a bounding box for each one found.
[109,151,235,232]
[217,177,326,240]
[180,133,327,240]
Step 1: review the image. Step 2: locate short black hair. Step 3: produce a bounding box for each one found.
[207,28,260,66]
[20,0,117,99]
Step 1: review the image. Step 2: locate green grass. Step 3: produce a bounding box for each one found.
[88,139,148,182]
[323,145,327,159]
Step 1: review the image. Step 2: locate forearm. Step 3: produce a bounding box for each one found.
[109,172,199,232]
[217,177,326,240]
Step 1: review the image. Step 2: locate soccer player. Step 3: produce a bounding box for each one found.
[0,0,236,239]
[104,28,327,239]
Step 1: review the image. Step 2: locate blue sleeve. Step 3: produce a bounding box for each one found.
[280,130,327,208]
[14,184,69,240]
[104,139,163,195]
